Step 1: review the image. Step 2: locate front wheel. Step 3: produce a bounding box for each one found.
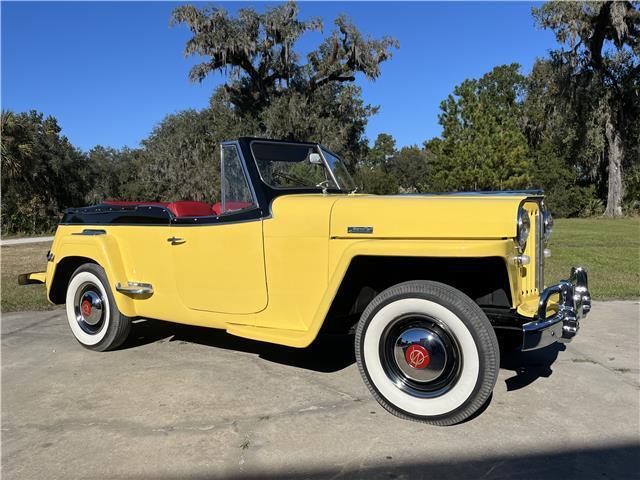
[65,263,131,351]
[355,280,499,425]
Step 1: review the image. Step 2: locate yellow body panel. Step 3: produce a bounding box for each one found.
[42,193,544,348]
[170,221,268,314]
[330,195,519,239]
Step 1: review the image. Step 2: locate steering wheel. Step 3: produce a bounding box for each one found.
[272,170,308,187]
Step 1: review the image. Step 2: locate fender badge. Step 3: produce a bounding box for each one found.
[347,226,373,234]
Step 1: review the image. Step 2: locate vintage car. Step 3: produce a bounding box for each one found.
[19,138,591,425]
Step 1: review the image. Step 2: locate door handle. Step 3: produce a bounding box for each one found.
[167,236,185,245]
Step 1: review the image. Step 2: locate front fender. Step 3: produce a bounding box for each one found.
[302,239,517,346]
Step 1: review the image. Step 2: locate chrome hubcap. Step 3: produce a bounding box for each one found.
[393,327,447,382]
[74,283,105,334]
[380,315,462,398]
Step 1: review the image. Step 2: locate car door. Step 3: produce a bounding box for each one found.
[169,143,268,314]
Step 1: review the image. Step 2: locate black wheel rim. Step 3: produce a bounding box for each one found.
[379,314,462,398]
[73,282,106,334]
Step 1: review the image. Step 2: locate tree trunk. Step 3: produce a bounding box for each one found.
[604,110,624,218]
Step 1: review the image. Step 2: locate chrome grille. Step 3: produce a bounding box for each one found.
[535,205,544,292]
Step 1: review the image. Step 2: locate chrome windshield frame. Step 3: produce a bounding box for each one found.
[317,146,341,190]
[249,139,350,192]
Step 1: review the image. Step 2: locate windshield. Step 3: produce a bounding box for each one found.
[251,141,356,192]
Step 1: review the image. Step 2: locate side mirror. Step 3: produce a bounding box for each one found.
[309,153,323,165]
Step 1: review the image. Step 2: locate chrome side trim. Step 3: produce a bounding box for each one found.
[115,282,154,295]
[72,229,107,236]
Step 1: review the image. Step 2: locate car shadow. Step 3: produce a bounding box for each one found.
[150,443,640,479]
[121,319,566,386]
[500,342,566,391]
[121,319,356,373]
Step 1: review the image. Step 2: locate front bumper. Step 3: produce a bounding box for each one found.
[522,267,591,351]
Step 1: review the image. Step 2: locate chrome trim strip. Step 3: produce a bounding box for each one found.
[220,144,227,213]
[317,146,341,189]
[536,205,544,293]
[72,229,107,236]
[115,282,154,295]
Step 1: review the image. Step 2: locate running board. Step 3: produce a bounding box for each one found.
[225,323,311,348]
[115,282,154,295]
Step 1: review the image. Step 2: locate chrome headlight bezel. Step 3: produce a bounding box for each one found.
[516,207,530,251]
[542,209,553,244]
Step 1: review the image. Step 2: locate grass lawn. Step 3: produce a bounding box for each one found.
[1,242,57,312]
[1,217,638,312]
[544,217,639,300]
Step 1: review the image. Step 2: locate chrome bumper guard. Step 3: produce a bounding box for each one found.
[522,267,591,351]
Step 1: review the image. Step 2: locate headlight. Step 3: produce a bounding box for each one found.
[542,209,553,244]
[516,207,530,251]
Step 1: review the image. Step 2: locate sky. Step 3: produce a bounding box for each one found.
[1,1,558,151]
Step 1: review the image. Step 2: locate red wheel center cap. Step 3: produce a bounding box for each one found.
[81,299,92,317]
[405,344,430,369]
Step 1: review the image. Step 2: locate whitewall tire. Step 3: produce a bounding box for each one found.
[65,263,131,351]
[355,280,499,425]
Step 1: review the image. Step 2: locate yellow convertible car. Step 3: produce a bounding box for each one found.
[19,138,591,425]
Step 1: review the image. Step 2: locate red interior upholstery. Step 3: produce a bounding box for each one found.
[166,201,215,218]
[211,201,254,215]
[104,200,252,217]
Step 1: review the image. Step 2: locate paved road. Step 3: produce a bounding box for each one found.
[0,236,54,246]
[2,301,639,479]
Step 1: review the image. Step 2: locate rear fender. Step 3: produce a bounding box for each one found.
[49,234,136,317]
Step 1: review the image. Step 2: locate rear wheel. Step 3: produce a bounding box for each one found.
[355,280,499,425]
[65,263,131,351]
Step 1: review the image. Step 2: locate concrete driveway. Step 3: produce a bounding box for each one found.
[2,301,639,479]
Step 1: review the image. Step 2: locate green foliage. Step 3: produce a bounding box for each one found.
[354,166,398,195]
[170,1,397,173]
[426,64,531,192]
[84,146,147,204]
[532,1,640,217]
[1,110,87,234]
[2,1,638,236]
[390,146,430,193]
[139,108,223,203]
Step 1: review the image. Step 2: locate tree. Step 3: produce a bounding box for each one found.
[1,110,87,233]
[171,1,398,169]
[85,146,147,204]
[521,59,602,216]
[426,64,531,192]
[138,107,227,203]
[532,1,640,217]
[368,133,396,167]
[353,133,399,195]
[390,146,431,193]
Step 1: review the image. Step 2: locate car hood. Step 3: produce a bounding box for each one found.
[329,193,539,239]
